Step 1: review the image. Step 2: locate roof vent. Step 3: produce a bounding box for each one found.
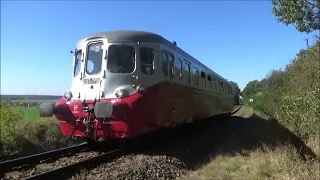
[173,41,177,46]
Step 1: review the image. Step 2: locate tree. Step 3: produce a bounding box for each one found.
[241,80,262,100]
[271,0,320,33]
[229,81,241,105]
[229,81,241,94]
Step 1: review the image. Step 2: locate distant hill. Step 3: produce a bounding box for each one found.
[1,95,62,101]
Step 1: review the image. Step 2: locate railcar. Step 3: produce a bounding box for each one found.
[239,96,244,105]
[39,30,238,142]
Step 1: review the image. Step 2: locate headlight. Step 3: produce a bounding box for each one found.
[115,89,129,98]
[64,91,73,100]
[115,89,124,98]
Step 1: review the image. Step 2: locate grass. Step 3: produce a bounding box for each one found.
[180,144,319,180]
[24,107,40,121]
[178,106,320,180]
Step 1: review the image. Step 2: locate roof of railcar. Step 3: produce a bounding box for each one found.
[77,30,231,84]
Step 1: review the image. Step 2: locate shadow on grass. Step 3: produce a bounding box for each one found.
[140,111,318,171]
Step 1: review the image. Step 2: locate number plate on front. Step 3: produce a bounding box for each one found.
[82,78,100,85]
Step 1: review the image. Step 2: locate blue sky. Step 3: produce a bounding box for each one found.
[1,1,315,95]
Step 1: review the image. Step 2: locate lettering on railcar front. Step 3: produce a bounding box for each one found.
[83,78,99,85]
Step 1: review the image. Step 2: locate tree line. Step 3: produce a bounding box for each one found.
[241,0,319,138]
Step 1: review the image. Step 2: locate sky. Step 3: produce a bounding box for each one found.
[1,1,316,95]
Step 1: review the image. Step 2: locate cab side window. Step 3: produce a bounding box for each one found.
[140,47,155,75]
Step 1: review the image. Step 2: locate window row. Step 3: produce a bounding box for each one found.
[161,50,233,95]
[73,44,233,95]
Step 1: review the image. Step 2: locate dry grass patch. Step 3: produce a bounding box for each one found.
[233,105,253,118]
[178,106,319,180]
[180,143,319,180]
[306,135,320,160]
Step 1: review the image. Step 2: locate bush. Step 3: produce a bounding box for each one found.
[0,100,26,156]
[242,40,320,139]
[0,100,80,160]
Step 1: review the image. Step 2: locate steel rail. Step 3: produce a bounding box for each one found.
[214,105,242,118]
[22,148,126,180]
[0,142,90,173]
[229,105,242,115]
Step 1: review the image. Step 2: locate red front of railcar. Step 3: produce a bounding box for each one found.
[52,84,165,140]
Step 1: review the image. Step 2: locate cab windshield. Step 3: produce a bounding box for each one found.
[73,50,82,77]
[86,42,103,75]
[107,45,135,73]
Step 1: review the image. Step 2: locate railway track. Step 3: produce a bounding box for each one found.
[22,148,126,180]
[0,142,90,173]
[215,105,242,117]
[228,105,242,116]
[0,142,127,180]
[0,106,242,180]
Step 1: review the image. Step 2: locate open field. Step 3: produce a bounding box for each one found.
[0,95,61,101]
[24,107,40,121]
[0,95,60,121]
[8,99,58,103]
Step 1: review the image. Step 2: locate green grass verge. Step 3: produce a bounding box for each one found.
[24,107,40,121]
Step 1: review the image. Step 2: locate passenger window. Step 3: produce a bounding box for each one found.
[207,75,212,89]
[201,71,206,87]
[162,51,168,77]
[175,59,182,80]
[162,51,174,78]
[220,82,224,93]
[168,54,174,78]
[201,71,205,79]
[140,47,155,75]
[184,63,190,83]
[192,67,199,85]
